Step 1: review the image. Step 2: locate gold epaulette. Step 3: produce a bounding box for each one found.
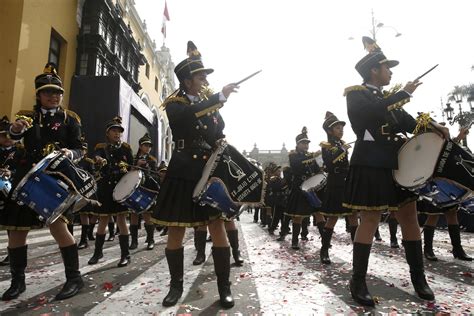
[195,103,222,118]
[319,141,332,149]
[65,109,81,124]
[84,157,95,164]
[16,110,35,117]
[94,143,107,150]
[387,98,410,111]
[148,155,157,161]
[343,85,367,96]
[288,150,297,157]
[15,142,25,150]
[160,96,190,109]
[122,142,131,149]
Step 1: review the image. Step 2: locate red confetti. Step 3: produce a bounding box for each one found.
[37,295,48,304]
[297,272,303,276]
[462,272,472,278]
[102,282,113,291]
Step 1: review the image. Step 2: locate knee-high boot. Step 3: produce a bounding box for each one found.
[2,245,27,301]
[349,242,374,306]
[129,225,138,250]
[162,248,184,307]
[55,244,84,300]
[117,235,130,267]
[88,234,105,265]
[212,247,234,308]
[320,228,333,264]
[227,229,244,266]
[403,240,435,300]
[388,218,399,248]
[145,224,155,250]
[423,225,438,261]
[78,225,89,249]
[448,224,472,261]
[316,221,325,237]
[192,230,207,265]
[291,223,301,250]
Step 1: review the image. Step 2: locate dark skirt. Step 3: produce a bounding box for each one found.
[343,165,416,212]
[89,178,130,217]
[285,183,319,218]
[321,174,353,216]
[0,199,44,230]
[151,176,221,227]
[417,199,457,215]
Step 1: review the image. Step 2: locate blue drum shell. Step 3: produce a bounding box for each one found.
[417,178,468,208]
[302,190,322,208]
[122,186,156,213]
[199,181,239,217]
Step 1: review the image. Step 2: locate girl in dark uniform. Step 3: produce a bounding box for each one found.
[284,127,322,250]
[1,64,85,301]
[319,112,358,264]
[129,133,158,251]
[87,117,133,267]
[343,37,449,306]
[151,41,239,309]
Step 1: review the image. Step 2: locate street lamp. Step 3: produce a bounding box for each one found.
[370,10,402,40]
[443,95,474,147]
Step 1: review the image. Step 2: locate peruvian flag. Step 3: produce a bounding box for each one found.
[161,1,170,38]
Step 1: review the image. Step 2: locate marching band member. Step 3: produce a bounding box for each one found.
[319,112,358,264]
[275,166,293,240]
[129,133,159,251]
[284,127,322,250]
[342,37,449,306]
[155,161,169,236]
[0,63,84,300]
[151,41,238,308]
[88,117,133,267]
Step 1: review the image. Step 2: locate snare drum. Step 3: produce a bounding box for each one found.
[300,173,327,208]
[0,176,12,199]
[394,132,473,207]
[193,142,265,219]
[12,152,84,225]
[113,170,158,213]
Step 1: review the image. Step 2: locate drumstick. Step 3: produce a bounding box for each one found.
[234,70,262,85]
[414,64,439,81]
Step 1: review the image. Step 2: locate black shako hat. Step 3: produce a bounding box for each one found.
[0,116,10,134]
[35,62,64,93]
[139,133,152,145]
[355,36,399,79]
[323,111,346,132]
[296,126,310,144]
[105,116,124,132]
[174,41,214,83]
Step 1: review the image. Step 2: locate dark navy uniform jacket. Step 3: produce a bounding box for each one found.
[345,84,417,169]
[289,150,321,187]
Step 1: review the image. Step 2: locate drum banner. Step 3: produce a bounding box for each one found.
[44,153,97,199]
[205,144,265,206]
[435,140,474,191]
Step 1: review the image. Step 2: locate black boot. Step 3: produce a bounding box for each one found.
[403,240,435,300]
[301,219,309,241]
[276,232,286,241]
[117,235,130,267]
[291,223,301,250]
[349,225,358,242]
[320,228,333,265]
[316,221,325,237]
[160,226,168,236]
[374,227,382,241]
[227,229,244,266]
[87,223,95,241]
[2,245,27,301]
[0,255,9,266]
[107,222,115,241]
[448,224,472,261]
[267,215,274,235]
[212,247,234,308]
[77,225,89,249]
[192,230,207,265]
[129,225,138,250]
[67,224,74,236]
[145,224,155,250]
[389,218,399,248]
[349,242,374,306]
[423,226,438,261]
[55,244,84,300]
[162,248,184,307]
[88,234,105,265]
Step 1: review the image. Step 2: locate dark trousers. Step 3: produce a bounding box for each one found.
[301,217,310,238]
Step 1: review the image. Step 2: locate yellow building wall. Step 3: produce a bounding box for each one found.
[2,0,79,118]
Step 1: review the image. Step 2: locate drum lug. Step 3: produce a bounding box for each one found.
[56,193,62,198]
[28,202,36,209]
[57,180,69,191]
[34,177,40,182]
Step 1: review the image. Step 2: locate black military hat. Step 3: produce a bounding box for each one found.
[157,161,168,172]
[105,116,124,132]
[0,116,10,134]
[323,111,346,132]
[139,133,152,145]
[174,41,214,83]
[265,162,281,174]
[355,37,399,79]
[35,62,64,93]
[296,126,310,144]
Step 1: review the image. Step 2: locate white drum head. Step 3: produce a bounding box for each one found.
[301,173,326,191]
[113,170,142,202]
[394,133,445,188]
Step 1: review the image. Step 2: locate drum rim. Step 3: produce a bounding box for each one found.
[113,169,144,202]
[45,193,81,225]
[300,172,327,191]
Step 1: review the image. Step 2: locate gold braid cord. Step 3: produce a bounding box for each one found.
[413,112,432,135]
[382,83,402,98]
